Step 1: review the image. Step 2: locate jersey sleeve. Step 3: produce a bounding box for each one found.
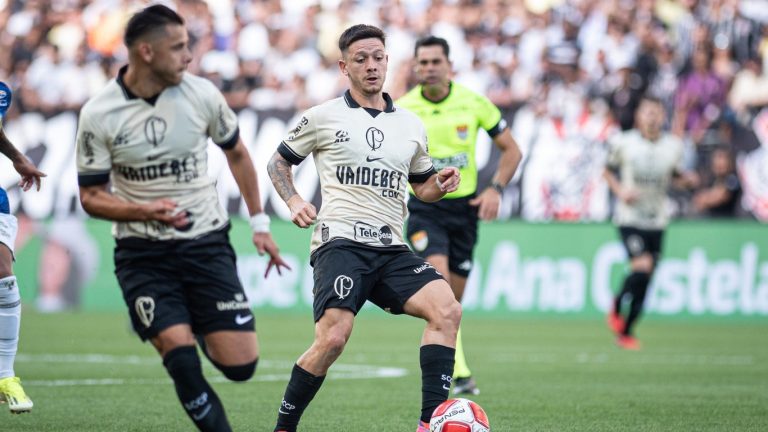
[476,94,506,138]
[277,109,317,165]
[203,80,240,150]
[605,133,624,170]
[408,126,436,183]
[76,107,112,186]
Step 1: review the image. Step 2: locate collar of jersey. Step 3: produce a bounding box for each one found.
[116,65,162,106]
[343,90,395,113]
[419,81,453,105]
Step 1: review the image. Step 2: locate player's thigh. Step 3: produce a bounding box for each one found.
[402,278,460,323]
[202,330,258,365]
[311,244,376,322]
[114,246,191,342]
[620,226,657,272]
[0,208,17,277]
[407,211,450,259]
[150,323,196,357]
[370,251,447,316]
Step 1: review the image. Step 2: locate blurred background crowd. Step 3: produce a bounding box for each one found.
[1,0,768,223]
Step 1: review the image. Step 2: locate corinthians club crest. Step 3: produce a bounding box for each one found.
[333,275,354,300]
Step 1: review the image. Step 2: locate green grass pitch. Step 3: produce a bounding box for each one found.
[4,310,767,431]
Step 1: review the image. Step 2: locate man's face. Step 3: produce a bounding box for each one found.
[147,24,192,86]
[635,99,665,135]
[340,38,387,96]
[414,45,450,86]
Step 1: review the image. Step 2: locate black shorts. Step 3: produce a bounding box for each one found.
[407,195,479,277]
[619,226,665,263]
[310,240,445,322]
[114,224,254,341]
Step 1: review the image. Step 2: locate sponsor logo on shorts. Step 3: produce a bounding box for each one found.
[217,293,250,311]
[333,275,354,300]
[627,234,645,256]
[235,314,253,325]
[413,262,436,274]
[410,230,428,252]
[354,222,393,245]
[135,296,155,328]
[458,259,472,272]
[321,223,329,242]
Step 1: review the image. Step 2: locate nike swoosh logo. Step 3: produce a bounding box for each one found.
[366,156,383,162]
[235,314,253,325]
[278,409,291,415]
[146,151,169,161]
[192,404,212,420]
[443,384,451,391]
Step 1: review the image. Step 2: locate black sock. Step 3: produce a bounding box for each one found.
[420,344,456,423]
[274,364,326,432]
[613,276,633,315]
[163,346,231,432]
[623,272,651,336]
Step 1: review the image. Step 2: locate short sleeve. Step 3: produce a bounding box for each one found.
[277,109,317,165]
[477,94,505,138]
[408,126,436,183]
[76,107,112,186]
[605,133,623,169]
[203,80,239,150]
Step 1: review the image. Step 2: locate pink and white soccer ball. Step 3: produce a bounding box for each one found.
[430,398,490,432]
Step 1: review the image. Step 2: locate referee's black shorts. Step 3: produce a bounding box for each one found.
[114,224,255,341]
[407,195,479,277]
[310,240,444,322]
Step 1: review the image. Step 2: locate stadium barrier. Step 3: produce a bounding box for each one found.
[15,219,768,318]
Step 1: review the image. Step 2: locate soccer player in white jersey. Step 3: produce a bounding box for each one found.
[75,6,288,431]
[604,96,692,350]
[0,81,45,414]
[267,24,462,432]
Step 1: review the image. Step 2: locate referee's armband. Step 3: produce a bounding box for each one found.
[249,212,270,233]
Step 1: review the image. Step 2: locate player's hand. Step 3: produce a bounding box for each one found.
[145,199,190,228]
[619,188,639,204]
[13,157,46,192]
[252,232,291,277]
[469,187,501,221]
[287,195,317,228]
[436,167,460,193]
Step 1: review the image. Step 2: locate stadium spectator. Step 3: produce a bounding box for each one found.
[692,146,742,217]
[267,24,461,432]
[74,5,288,431]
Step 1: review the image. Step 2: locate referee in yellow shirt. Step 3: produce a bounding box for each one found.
[398,36,522,395]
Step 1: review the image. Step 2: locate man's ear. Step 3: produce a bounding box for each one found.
[338,58,348,76]
[136,41,154,63]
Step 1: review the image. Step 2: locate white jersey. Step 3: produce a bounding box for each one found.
[76,67,240,240]
[278,91,435,253]
[606,129,684,229]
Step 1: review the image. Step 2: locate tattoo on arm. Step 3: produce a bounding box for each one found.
[268,152,298,202]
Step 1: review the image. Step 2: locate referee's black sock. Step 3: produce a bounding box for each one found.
[420,344,456,423]
[163,346,232,432]
[274,364,325,432]
[623,272,651,336]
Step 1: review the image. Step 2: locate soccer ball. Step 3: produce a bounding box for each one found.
[430,398,490,431]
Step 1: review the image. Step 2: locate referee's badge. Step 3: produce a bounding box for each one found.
[456,125,468,140]
[411,230,428,252]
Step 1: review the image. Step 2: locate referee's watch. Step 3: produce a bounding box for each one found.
[489,181,505,195]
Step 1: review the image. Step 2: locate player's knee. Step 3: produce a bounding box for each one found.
[216,358,258,382]
[320,332,348,357]
[630,255,654,273]
[430,300,462,334]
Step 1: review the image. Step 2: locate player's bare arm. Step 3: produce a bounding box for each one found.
[469,129,522,220]
[0,130,46,191]
[411,167,460,202]
[603,167,638,204]
[267,151,317,228]
[79,183,189,227]
[224,138,290,276]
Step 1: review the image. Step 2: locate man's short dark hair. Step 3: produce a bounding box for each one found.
[414,36,450,58]
[338,24,386,54]
[639,94,664,107]
[124,4,185,47]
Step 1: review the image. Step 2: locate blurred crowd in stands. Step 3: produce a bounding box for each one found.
[2,0,768,221]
